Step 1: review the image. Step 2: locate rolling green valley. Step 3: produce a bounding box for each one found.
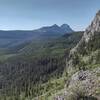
[0,1,100,100]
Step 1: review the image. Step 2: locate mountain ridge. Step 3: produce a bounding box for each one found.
[0,24,73,49]
[33,24,73,35]
[67,10,100,72]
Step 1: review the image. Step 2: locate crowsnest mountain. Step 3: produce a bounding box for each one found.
[34,24,73,33]
[60,24,73,33]
[33,24,73,37]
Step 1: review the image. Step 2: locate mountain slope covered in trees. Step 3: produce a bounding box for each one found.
[0,31,83,100]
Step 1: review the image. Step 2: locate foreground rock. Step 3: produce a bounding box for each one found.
[54,67,100,100]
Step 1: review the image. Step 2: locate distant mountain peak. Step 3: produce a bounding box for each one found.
[51,24,59,27]
[60,24,73,33]
[34,24,73,34]
[60,24,69,28]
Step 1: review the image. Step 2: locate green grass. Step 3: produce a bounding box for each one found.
[82,64,100,70]
[0,32,83,62]
[15,31,83,60]
[33,76,66,100]
[0,54,16,62]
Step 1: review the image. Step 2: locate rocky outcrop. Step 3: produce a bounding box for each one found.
[72,10,100,51]
[84,10,100,42]
[67,10,100,73]
[54,67,100,100]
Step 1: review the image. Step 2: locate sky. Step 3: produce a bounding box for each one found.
[0,0,100,31]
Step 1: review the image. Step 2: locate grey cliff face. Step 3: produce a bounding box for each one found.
[73,10,100,51]
[84,10,100,42]
[67,10,100,72]
[70,10,100,54]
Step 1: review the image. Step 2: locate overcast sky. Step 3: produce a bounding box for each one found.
[0,0,100,31]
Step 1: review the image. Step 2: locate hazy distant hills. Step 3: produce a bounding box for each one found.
[0,30,33,49]
[0,24,73,49]
[16,31,83,60]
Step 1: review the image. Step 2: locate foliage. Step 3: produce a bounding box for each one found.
[0,32,83,99]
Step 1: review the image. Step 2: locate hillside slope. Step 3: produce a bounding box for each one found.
[67,10,100,73]
[0,32,83,100]
[53,10,100,100]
